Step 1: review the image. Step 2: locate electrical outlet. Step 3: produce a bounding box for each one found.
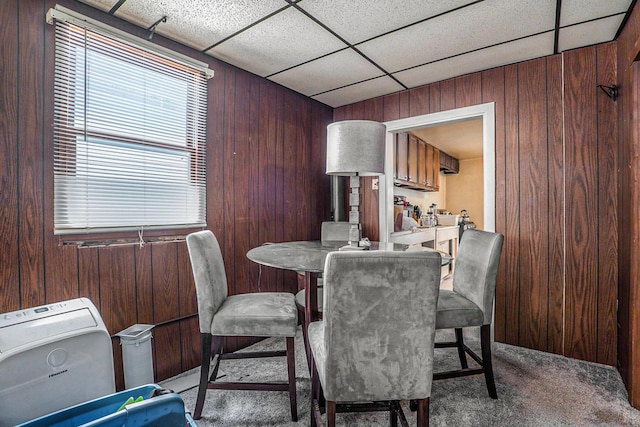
[372,178,379,190]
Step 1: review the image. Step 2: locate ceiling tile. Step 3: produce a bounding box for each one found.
[268,48,384,96]
[394,32,555,89]
[297,0,472,45]
[208,6,347,77]
[77,0,119,13]
[558,15,623,52]
[358,0,556,73]
[311,76,404,108]
[560,0,631,26]
[113,0,286,51]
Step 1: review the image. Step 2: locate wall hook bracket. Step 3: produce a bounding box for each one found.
[147,15,167,41]
[597,84,618,101]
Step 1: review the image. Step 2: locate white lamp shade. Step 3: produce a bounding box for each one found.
[326,120,386,176]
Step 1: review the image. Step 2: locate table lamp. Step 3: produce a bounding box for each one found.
[326,120,386,249]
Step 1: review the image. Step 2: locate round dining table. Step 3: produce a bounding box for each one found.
[247,240,452,319]
[246,240,452,368]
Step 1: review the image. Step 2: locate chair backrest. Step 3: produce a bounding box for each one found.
[321,221,351,242]
[452,229,504,325]
[186,230,229,334]
[320,250,442,402]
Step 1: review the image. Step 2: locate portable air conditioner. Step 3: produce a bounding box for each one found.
[0,297,115,426]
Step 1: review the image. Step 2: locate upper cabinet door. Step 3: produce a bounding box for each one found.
[408,134,419,184]
[395,132,409,181]
[418,140,427,187]
[433,148,440,190]
[425,143,434,189]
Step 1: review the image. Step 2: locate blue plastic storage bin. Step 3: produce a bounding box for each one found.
[17,384,197,427]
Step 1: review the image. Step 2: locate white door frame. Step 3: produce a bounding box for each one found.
[379,102,496,241]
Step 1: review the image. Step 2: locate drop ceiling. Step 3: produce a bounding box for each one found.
[78,0,634,108]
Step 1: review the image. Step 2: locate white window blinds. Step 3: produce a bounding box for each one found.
[49,6,211,235]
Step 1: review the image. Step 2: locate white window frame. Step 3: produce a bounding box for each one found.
[48,5,213,236]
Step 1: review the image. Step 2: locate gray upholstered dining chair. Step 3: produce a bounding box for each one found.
[308,250,442,426]
[295,221,350,311]
[295,221,350,368]
[185,230,298,421]
[434,229,504,399]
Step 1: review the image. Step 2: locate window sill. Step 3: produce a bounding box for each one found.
[58,227,205,248]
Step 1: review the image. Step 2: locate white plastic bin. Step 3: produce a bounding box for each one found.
[116,324,155,389]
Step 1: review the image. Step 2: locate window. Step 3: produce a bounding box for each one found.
[49,6,212,235]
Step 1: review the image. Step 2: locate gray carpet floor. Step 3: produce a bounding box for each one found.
[176,327,640,426]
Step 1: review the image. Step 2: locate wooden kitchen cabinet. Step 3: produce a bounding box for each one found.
[418,140,427,187]
[394,132,440,192]
[440,151,460,174]
[426,144,434,190]
[395,132,409,182]
[408,134,419,185]
[432,147,440,190]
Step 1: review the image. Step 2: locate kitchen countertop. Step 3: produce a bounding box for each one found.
[391,225,457,237]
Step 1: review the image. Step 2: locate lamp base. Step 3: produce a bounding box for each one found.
[339,244,368,251]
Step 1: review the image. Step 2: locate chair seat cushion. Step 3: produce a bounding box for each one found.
[436,289,484,329]
[295,288,324,311]
[307,321,326,386]
[211,292,298,337]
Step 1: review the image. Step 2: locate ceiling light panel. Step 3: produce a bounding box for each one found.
[297,0,472,45]
[558,15,624,52]
[268,48,384,96]
[208,6,347,77]
[394,32,554,89]
[357,0,555,73]
[560,0,631,26]
[113,0,286,51]
[312,76,404,108]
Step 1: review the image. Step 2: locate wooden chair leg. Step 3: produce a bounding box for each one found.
[208,336,224,381]
[416,397,429,427]
[194,333,213,420]
[390,401,398,427]
[310,357,323,427]
[286,336,298,421]
[455,328,468,369]
[481,324,498,399]
[326,401,337,427]
[298,307,313,373]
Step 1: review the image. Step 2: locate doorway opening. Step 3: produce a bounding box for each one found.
[378,102,496,242]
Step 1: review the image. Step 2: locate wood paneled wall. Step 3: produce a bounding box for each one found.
[615,0,640,409]
[336,47,619,367]
[0,0,333,389]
